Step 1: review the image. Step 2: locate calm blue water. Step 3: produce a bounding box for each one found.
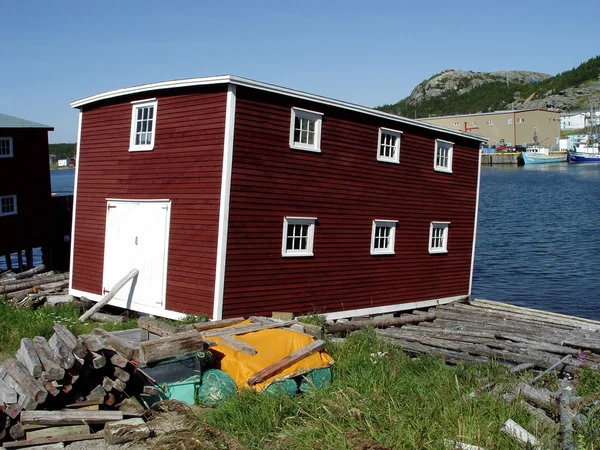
[6,166,600,320]
[472,164,600,320]
[50,168,76,196]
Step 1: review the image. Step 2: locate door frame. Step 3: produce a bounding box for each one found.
[102,198,171,316]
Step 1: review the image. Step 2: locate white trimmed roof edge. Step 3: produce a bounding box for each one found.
[70,75,487,143]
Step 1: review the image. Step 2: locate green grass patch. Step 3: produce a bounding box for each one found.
[199,330,560,449]
[0,299,138,356]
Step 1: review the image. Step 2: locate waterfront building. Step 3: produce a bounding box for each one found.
[419,109,560,149]
[0,113,53,268]
[69,76,485,320]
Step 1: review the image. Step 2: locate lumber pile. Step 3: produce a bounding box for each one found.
[363,300,600,373]
[0,323,162,447]
[0,265,72,308]
[0,314,329,447]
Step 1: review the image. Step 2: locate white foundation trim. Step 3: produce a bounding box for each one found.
[213,84,237,320]
[321,295,467,320]
[68,111,83,292]
[70,288,186,320]
[469,149,482,296]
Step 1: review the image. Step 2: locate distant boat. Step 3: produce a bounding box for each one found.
[567,141,600,163]
[521,146,567,164]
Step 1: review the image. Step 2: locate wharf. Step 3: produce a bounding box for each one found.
[481,152,520,165]
[369,299,600,373]
[480,151,568,165]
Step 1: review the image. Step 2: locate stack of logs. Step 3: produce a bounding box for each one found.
[0,265,71,307]
[0,324,156,448]
[0,314,324,448]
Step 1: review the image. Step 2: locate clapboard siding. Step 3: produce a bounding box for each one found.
[222,86,479,318]
[0,129,52,254]
[72,85,227,315]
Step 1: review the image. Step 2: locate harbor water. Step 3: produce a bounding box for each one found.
[472,164,600,320]
[8,165,600,320]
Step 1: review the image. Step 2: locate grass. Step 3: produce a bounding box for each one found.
[0,298,138,356]
[196,330,563,449]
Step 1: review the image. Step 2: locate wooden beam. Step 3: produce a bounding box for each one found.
[113,367,130,382]
[92,328,138,360]
[79,268,139,322]
[53,323,88,359]
[1,359,47,404]
[32,337,65,380]
[26,424,90,441]
[220,335,257,355]
[247,340,326,386]
[138,316,177,337]
[16,338,43,378]
[183,317,245,332]
[20,410,123,426]
[90,312,125,323]
[139,330,207,364]
[48,334,74,370]
[2,433,104,448]
[0,376,18,404]
[200,321,295,338]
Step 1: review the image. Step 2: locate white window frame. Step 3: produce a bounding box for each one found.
[289,107,323,153]
[429,221,450,254]
[517,117,522,125]
[129,98,158,152]
[370,220,397,255]
[508,118,513,125]
[377,128,402,164]
[282,216,316,257]
[0,137,13,158]
[487,120,493,126]
[0,195,17,217]
[434,139,454,173]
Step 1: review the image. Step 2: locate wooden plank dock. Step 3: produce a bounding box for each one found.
[372,299,600,372]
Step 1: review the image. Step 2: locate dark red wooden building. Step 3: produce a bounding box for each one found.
[0,113,53,267]
[69,76,485,320]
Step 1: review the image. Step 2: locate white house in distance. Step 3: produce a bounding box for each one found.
[560,110,600,131]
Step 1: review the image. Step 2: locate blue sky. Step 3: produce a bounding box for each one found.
[2,0,598,143]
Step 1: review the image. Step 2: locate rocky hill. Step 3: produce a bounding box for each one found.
[406,70,550,105]
[378,55,600,118]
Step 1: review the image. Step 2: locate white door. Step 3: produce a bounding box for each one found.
[102,200,171,314]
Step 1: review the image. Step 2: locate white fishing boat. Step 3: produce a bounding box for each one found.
[521,146,567,164]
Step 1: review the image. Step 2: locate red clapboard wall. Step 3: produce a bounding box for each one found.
[70,77,482,320]
[71,85,227,315]
[222,86,478,318]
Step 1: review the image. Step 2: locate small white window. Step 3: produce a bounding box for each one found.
[0,137,13,158]
[429,222,449,254]
[370,220,397,255]
[129,99,158,152]
[0,195,17,216]
[487,120,493,126]
[377,128,402,164]
[508,118,513,125]
[434,139,454,173]
[289,107,323,152]
[282,217,316,257]
[517,118,522,124]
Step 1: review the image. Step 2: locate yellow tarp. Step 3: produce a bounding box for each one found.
[209,323,333,392]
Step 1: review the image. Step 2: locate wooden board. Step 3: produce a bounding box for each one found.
[2,433,104,448]
[20,410,123,426]
[247,340,326,386]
